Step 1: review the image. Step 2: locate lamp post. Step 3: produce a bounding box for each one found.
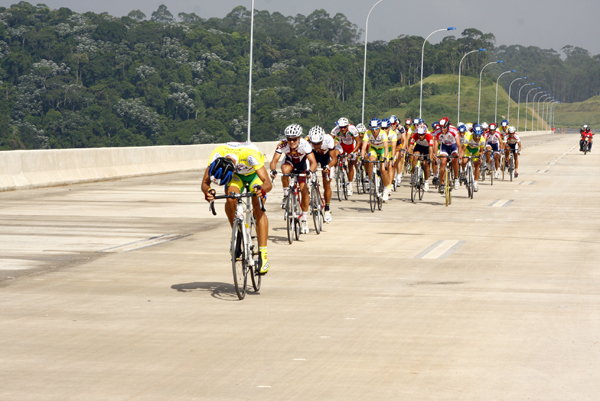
[517,82,533,132]
[537,94,549,131]
[478,60,503,123]
[495,69,516,122]
[542,97,553,131]
[361,0,386,124]
[550,101,560,131]
[531,91,545,131]
[457,48,486,123]
[524,87,540,132]
[548,98,557,130]
[246,0,255,142]
[420,27,456,118]
[507,76,525,123]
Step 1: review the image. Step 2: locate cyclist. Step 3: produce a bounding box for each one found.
[481,122,489,134]
[408,123,434,191]
[500,119,509,137]
[331,117,361,195]
[381,118,396,195]
[308,126,338,223]
[202,142,273,274]
[270,124,318,235]
[465,122,474,133]
[462,124,485,192]
[484,122,504,179]
[504,126,521,177]
[580,125,593,152]
[361,118,390,201]
[432,116,462,191]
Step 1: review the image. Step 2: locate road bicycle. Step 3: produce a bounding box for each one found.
[281,172,306,244]
[463,155,477,199]
[363,159,384,212]
[335,153,350,201]
[437,155,456,207]
[408,153,426,203]
[581,137,590,155]
[507,149,516,181]
[209,183,264,300]
[309,172,325,234]
[483,149,496,186]
[355,156,367,195]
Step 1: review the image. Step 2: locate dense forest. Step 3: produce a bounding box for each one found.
[0,2,598,150]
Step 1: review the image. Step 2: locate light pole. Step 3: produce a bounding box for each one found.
[537,94,549,131]
[531,91,545,131]
[517,82,533,132]
[495,69,516,122]
[420,27,456,118]
[547,98,556,130]
[478,60,503,123]
[246,0,255,142]
[542,97,552,131]
[361,0,386,124]
[507,76,525,123]
[550,100,559,131]
[524,87,540,132]
[457,48,486,123]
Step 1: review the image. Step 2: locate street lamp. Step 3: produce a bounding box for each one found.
[517,82,533,131]
[531,91,545,131]
[478,60,503,123]
[246,0,256,142]
[457,48,486,123]
[537,94,549,131]
[542,97,553,131]
[524,87,540,132]
[361,0,386,124]
[420,27,456,118]
[507,76,525,123]
[495,69,516,122]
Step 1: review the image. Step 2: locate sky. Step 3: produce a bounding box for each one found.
[3,0,600,55]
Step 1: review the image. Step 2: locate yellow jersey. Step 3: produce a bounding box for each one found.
[363,130,388,149]
[208,142,265,176]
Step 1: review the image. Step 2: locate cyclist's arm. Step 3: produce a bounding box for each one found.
[361,139,369,159]
[201,169,214,201]
[383,140,389,159]
[328,149,338,169]
[307,152,318,173]
[354,135,362,152]
[255,166,272,193]
[269,152,282,172]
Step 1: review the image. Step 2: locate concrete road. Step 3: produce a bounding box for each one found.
[1,134,599,400]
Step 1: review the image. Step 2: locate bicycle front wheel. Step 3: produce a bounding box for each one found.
[249,217,261,292]
[377,175,383,210]
[336,170,342,202]
[369,175,376,213]
[231,220,247,300]
[445,170,451,207]
[311,186,321,235]
[286,194,295,244]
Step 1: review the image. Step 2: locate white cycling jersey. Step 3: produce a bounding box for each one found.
[331,124,359,146]
[276,138,313,163]
[311,134,336,155]
[485,130,503,145]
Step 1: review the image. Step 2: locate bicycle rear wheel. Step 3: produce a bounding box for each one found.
[286,194,294,244]
[231,220,247,300]
[466,166,473,199]
[249,217,261,292]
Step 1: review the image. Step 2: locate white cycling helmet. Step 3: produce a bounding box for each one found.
[481,122,489,130]
[413,118,420,126]
[457,122,464,128]
[356,123,367,133]
[508,126,516,134]
[416,124,427,135]
[284,123,303,138]
[337,117,349,128]
[308,126,325,143]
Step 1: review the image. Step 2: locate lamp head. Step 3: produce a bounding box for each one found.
[479,48,486,52]
[511,70,516,72]
[497,60,504,63]
[447,27,456,31]
[522,77,527,79]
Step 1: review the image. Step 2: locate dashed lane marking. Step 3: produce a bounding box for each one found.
[414,240,465,260]
[97,233,190,253]
[519,181,536,186]
[489,200,514,207]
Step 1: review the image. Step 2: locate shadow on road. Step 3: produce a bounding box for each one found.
[171,282,244,301]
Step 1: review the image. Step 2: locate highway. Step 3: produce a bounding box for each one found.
[1,133,599,400]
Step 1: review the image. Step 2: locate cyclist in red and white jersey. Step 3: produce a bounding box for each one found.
[580,125,593,152]
[484,122,504,179]
[307,126,339,223]
[408,123,434,191]
[433,117,462,191]
[269,124,318,234]
[331,117,362,195]
[504,126,521,177]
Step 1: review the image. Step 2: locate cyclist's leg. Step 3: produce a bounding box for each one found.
[485,145,492,164]
[474,157,481,180]
[224,175,243,226]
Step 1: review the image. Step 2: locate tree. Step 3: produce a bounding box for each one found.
[128,10,146,21]
[151,5,174,24]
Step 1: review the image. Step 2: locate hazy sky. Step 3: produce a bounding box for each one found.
[4,0,600,55]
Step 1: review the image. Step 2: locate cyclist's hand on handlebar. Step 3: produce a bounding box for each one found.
[253,184,267,198]
[205,188,216,202]
[310,171,317,183]
[270,169,278,179]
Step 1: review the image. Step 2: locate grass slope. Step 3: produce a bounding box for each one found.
[554,96,600,129]
[385,74,546,130]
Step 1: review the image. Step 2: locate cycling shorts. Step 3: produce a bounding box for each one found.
[487,142,500,153]
[341,143,356,154]
[367,147,385,160]
[440,143,459,156]
[507,143,517,151]
[228,172,263,194]
[413,145,430,162]
[464,147,481,157]
[313,151,331,169]
[282,155,309,173]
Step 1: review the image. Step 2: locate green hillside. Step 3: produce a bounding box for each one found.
[554,96,600,128]
[384,74,547,129]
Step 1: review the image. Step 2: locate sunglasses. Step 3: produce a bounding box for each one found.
[287,137,299,142]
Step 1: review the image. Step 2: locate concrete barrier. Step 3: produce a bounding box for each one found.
[0,131,553,192]
[0,142,279,192]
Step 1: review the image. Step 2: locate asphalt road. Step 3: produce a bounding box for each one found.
[1,133,599,400]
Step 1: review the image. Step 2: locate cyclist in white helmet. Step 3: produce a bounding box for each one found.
[270,124,318,234]
[331,117,361,196]
[307,125,339,223]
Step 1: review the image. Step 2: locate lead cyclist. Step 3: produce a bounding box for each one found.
[331,117,362,196]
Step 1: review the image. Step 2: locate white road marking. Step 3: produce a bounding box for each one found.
[519,181,536,186]
[489,200,514,207]
[414,240,465,260]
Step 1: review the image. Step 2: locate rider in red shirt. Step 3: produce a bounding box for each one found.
[580,125,593,152]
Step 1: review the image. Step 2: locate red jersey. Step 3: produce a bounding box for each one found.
[433,125,460,145]
[410,132,434,147]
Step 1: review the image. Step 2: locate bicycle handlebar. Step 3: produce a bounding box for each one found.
[209,191,265,215]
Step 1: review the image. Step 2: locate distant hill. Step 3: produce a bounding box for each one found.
[383,74,547,129]
[554,96,600,129]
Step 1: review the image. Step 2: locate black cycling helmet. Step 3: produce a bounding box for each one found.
[209,157,235,186]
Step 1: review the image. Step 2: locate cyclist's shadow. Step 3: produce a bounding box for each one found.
[171,282,240,301]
